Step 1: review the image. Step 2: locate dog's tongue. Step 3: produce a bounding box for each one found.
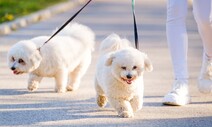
[122,78,133,85]
[13,70,19,75]
[126,80,132,85]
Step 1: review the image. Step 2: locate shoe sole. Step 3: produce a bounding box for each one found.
[163,97,191,106]
[162,102,184,106]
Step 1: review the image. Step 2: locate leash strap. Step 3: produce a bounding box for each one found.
[132,0,139,49]
[38,0,92,50]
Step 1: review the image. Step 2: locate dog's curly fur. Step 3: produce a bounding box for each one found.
[7,23,95,93]
[95,34,153,118]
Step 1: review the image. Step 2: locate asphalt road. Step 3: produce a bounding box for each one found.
[0,0,212,126]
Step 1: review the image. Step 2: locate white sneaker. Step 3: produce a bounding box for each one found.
[162,80,191,106]
[198,55,212,94]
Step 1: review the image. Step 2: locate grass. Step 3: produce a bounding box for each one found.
[0,0,67,23]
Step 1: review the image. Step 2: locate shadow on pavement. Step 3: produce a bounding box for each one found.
[0,98,117,126]
[0,89,54,96]
[0,89,28,96]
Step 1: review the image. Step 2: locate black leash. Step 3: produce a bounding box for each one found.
[132,0,139,49]
[37,0,138,50]
[38,0,92,50]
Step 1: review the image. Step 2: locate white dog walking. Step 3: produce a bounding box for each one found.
[95,34,153,118]
[7,23,95,93]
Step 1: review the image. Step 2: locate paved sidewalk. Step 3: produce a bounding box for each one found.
[0,0,212,127]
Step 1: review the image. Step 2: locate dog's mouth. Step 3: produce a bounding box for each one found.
[13,70,24,75]
[121,78,134,85]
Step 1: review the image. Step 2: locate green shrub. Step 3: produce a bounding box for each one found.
[0,0,67,23]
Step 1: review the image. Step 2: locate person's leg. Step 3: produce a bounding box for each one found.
[166,0,188,80]
[163,0,190,106]
[193,0,212,93]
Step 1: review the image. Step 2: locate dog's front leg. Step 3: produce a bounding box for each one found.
[28,73,43,91]
[55,69,68,93]
[108,97,134,118]
[95,79,107,108]
[130,95,143,112]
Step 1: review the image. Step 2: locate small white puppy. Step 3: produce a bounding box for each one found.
[7,23,95,93]
[95,34,153,118]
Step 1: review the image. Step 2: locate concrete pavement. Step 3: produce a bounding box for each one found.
[0,0,212,126]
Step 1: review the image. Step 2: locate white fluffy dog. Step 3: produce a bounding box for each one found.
[7,23,95,93]
[95,34,153,118]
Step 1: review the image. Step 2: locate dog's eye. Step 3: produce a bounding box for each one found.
[18,59,25,64]
[11,57,15,62]
[121,66,127,70]
[133,66,137,70]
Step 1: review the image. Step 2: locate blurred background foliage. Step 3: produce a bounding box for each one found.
[0,0,67,23]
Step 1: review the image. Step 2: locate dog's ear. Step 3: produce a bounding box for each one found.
[144,54,153,72]
[30,50,42,69]
[105,53,115,66]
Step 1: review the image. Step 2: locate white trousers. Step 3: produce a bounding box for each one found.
[166,0,212,80]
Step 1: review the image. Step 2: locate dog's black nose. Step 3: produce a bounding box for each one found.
[11,67,16,70]
[126,74,132,79]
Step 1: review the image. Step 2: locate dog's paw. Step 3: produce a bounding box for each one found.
[97,95,107,107]
[28,84,38,92]
[118,111,134,118]
[55,88,66,93]
[66,85,79,91]
[66,86,74,91]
